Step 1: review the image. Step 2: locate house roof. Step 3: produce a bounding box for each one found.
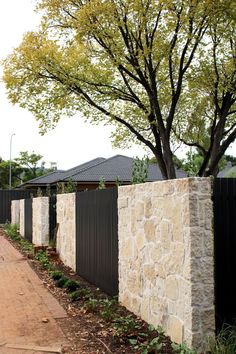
[18,158,106,186]
[19,170,65,186]
[62,155,185,183]
[59,157,106,180]
[19,155,185,187]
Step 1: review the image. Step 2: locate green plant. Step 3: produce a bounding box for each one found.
[50,270,63,281]
[34,250,52,269]
[207,324,236,354]
[55,276,69,288]
[69,288,92,302]
[138,336,163,353]
[132,157,149,184]
[64,279,80,292]
[98,177,106,190]
[172,342,197,354]
[4,223,20,241]
[83,298,99,313]
[4,224,33,253]
[100,298,118,321]
[113,314,141,336]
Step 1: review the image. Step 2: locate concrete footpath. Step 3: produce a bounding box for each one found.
[0,231,68,354]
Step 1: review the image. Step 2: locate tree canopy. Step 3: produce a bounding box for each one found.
[3,0,236,179]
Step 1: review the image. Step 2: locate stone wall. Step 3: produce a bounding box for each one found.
[118,178,215,351]
[32,197,49,246]
[19,199,25,237]
[11,200,20,225]
[57,193,76,271]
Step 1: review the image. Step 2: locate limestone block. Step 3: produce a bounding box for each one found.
[11,200,20,225]
[32,197,49,246]
[144,219,156,241]
[167,316,183,344]
[56,193,76,271]
[165,276,179,301]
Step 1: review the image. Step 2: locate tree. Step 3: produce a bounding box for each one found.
[3,0,236,179]
[14,151,45,180]
[0,158,24,189]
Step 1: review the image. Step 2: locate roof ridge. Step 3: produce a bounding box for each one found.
[61,157,107,181]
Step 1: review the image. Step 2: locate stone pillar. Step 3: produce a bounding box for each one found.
[11,200,20,225]
[57,193,76,271]
[19,199,25,237]
[118,178,215,351]
[32,197,49,246]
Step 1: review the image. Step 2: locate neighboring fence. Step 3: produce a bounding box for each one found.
[213,178,236,330]
[0,189,33,223]
[24,198,32,243]
[76,188,118,296]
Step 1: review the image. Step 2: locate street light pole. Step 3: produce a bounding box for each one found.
[9,133,16,189]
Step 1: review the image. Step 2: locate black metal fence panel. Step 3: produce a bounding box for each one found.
[49,195,57,242]
[0,189,33,223]
[76,188,118,296]
[24,198,32,243]
[213,178,236,330]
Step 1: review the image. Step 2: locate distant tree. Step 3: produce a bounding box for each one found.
[0,159,23,189]
[14,151,44,180]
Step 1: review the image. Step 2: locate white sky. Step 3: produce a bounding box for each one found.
[0,0,146,170]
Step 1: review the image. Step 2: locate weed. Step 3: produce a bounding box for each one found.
[207,324,236,354]
[55,276,69,288]
[50,270,63,281]
[64,279,80,292]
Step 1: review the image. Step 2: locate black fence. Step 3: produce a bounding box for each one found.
[213,178,236,330]
[76,188,118,296]
[0,189,33,223]
[49,195,57,242]
[24,198,32,243]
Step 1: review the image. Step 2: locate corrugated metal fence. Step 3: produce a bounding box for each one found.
[0,189,33,223]
[213,178,236,330]
[76,188,118,296]
[24,198,32,242]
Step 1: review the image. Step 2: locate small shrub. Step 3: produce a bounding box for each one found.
[64,279,80,292]
[100,298,118,322]
[172,342,197,354]
[83,298,99,313]
[55,276,69,288]
[34,250,51,269]
[113,314,141,336]
[51,271,63,281]
[4,223,20,241]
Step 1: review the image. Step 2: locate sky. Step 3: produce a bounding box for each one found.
[0,0,146,170]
